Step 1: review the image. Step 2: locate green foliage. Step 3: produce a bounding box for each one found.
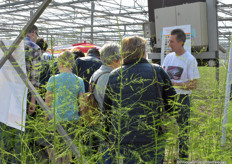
[1,36,232,164]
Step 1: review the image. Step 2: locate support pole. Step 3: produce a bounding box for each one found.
[124,25,126,36]
[90,1,94,44]
[0,0,51,69]
[221,39,232,146]
[206,0,219,83]
[0,0,86,162]
[80,28,83,43]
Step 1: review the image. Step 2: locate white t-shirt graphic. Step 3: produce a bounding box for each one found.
[166,66,183,80]
[163,51,200,95]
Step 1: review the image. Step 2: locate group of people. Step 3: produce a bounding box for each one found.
[1,24,200,164]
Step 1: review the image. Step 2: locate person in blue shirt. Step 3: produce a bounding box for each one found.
[45,50,85,163]
[46,50,85,121]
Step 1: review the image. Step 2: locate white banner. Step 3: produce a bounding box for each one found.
[161,25,191,65]
[0,40,27,131]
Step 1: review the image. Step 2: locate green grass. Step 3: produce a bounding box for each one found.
[1,65,232,163]
[163,65,232,163]
[187,66,231,162]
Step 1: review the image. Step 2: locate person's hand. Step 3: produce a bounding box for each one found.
[28,103,36,115]
[28,96,36,115]
[171,79,176,86]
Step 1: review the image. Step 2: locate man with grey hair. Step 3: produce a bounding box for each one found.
[90,42,121,109]
[87,43,121,162]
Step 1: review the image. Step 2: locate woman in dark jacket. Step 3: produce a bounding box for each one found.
[103,36,176,164]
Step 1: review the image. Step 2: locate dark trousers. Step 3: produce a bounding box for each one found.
[0,122,22,164]
[176,94,190,160]
[105,142,165,164]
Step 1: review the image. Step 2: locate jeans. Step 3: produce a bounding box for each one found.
[97,143,112,164]
[176,94,190,160]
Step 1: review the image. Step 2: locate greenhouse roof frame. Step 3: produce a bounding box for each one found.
[0,0,231,49]
[0,0,149,47]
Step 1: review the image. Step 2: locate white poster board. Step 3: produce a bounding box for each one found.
[161,25,191,65]
[0,40,27,131]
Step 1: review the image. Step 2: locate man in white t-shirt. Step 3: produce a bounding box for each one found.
[162,29,200,160]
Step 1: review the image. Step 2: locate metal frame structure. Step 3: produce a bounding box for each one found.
[218,0,232,50]
[0,0,149,162]
[0,0,148,47]
[0,0,230,49]
[0,0,231,162]
[147,0,231,62]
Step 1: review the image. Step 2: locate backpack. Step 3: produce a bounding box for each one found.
[80,72,109,126]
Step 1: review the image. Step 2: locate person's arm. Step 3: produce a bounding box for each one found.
[28,96,36,115]
[45,90,53,121]
[78,93,85,119]
[45,91,53,121]
[162,54,169,70]
[44,76,54,121]
[79,92,84,97]
[78,78,86,119]
[45,91,53,108]
[102,81,113,138]
[171,79,197,90]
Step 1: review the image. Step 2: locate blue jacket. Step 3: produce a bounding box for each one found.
[72,54,102,92]
[103,58,176,145]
